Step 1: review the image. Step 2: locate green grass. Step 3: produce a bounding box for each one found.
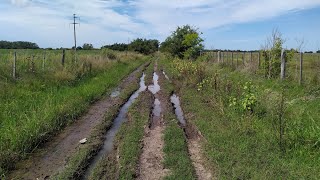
[117,91,153,180]
[159,57,320,179]
[159,63,196,180]
[0,51,148,177]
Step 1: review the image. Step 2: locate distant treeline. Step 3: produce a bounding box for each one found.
[0,40,39,49]
[102,38,159,55]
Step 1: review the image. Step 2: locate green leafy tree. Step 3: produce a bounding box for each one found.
[0,40,39,49]
[160,25,204,59]
[128,38,159,55]
[82,43,94,50]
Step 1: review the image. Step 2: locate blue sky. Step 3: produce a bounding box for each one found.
[0,0,320,51]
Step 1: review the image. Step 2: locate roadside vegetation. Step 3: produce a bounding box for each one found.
[159,51,320,179]
[0,50,148,177]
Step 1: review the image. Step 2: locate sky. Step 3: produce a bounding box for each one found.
[0,0,320,51]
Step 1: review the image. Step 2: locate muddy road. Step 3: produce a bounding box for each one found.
[8,60,214,180]
[8,65,147,180]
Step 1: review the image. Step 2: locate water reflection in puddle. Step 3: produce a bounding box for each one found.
[148,72,160,94]
[170,94,186,126]
[84,73,146,178]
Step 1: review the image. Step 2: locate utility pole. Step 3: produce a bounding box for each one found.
[71,14,80,63]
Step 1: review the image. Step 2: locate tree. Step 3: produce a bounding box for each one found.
[102,43,128,51]
[160,25,204,59]
[316,50,320,53]
[82,43,94,50]
[128,38,159,55]
[0,40,39,49]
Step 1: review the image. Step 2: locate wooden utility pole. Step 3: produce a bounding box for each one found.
[71,14,80,63]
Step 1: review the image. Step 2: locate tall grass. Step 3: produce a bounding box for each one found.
[0,49,147,176]
[159,57,320,179]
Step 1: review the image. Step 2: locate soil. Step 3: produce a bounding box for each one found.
[8,66,144,180]
[137,61,170,180]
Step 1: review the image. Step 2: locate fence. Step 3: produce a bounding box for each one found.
[203,50,320,86]
[0,49,115,82]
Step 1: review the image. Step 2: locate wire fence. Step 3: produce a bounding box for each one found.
[203,51,320,86]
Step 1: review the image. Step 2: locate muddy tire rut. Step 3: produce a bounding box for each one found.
[163,67,214,180]
[137,61,170,180]
[8,65,146,180]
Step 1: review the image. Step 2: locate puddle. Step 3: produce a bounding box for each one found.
[162,71,170,81]
[170,94,186,126]
[83,73,146,179]
[110,88,121,98]
[148,72,160,94]
[153,98,161,117]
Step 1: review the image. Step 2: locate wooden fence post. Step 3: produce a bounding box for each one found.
[43,51,46,70]
[250,51,253,63]
[231,52,234,66]
[13,52,16,79]
[299,52,303,85]
[218,51,220,63]
[62,49,65,67]
[31,55,35,73]
[243,52,245,66]
[280,49,286,80]
[258,52,261,68]
[236,52,239,68]
[221,52,224,63]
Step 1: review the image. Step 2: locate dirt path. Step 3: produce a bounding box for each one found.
[186,126,214,180]
[137,62,170,180]
[8,66,144,180]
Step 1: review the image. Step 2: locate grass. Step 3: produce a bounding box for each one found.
[117,91,152,179]
[0,50,148,177]
[159,56,320,179]
[159,60,197,180]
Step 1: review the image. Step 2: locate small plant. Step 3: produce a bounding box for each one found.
[196,77,212,91]
[229,81,257,113]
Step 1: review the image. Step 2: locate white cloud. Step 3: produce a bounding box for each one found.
[10,0,30,7]
[1,0,320,48]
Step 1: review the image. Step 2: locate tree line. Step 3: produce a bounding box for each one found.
[102,38,159,55]
[0,41,39,49]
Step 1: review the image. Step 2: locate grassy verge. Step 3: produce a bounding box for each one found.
[159,57,320,179]
[0,56,148,177]
[159,66,196,180]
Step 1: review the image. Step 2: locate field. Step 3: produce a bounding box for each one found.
[1,49,320,179]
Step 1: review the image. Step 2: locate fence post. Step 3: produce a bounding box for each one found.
[250,51,253,63]
[258,51,261,68]
[236,52,239,68]
[31,55,35,73]
[231,52,234,67]
[62,49,65,66]
[243,52,245,66]
[43,51,46,70]
[218,51,220,63]
[280,49,286,80]
[13,52,17,79]
[299,52,303,85]
[221,52,224,63]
